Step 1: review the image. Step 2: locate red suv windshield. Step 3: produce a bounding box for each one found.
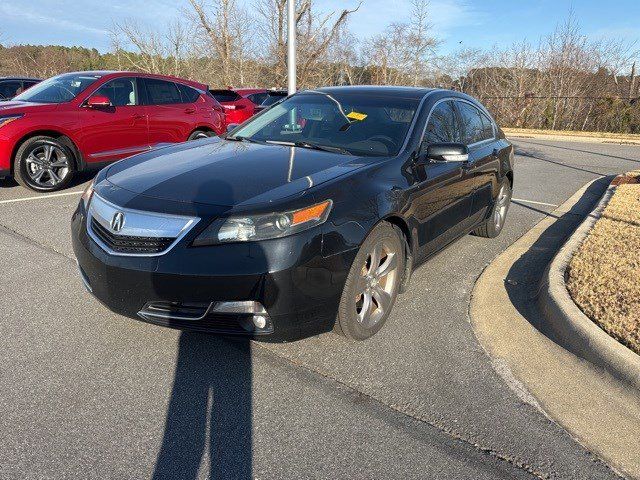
[13,73,102,104]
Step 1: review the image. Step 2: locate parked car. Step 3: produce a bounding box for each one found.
[0,71,226,191]
[208,89,256,125]
[253,90,287,114]
[72,86,514,341]
[0,77,41,101]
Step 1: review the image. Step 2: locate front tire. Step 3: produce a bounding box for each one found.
[188,130,212,141]
[14,136,76,192]
[472,179,512,238]
[334,222,405,341]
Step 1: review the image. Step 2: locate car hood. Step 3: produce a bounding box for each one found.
[105,138,371,207]
[0,100,57,113]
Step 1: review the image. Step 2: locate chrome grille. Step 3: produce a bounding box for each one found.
[87,193,199,257]
[91,218,174,254]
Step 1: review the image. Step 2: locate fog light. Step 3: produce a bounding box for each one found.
[253,315,267,329]
[211,300,273,333]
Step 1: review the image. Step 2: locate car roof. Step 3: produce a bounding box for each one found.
[48,71,209,91]
[313,85,438,100]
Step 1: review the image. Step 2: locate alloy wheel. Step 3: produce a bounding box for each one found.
[355,240,400,327]
[25,144,70,188]
[493,184,510,230]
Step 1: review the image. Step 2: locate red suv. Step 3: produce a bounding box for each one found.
[0,71,226,191]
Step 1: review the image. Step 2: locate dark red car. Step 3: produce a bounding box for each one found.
[0,71,226,191]
[208,89,256,126]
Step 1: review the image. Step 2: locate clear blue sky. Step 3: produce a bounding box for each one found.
[1,0,639,54]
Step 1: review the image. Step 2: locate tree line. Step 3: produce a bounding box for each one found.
[1,0,638,133]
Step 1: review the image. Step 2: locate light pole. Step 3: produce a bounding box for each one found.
[287,0,296,95]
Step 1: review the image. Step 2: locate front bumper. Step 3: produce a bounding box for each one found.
[72,202,357,340]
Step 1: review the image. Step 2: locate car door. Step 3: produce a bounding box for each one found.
[455,101,501,223]
[410,99,474,257]
[78,76,150,164]
[144,78,197,145]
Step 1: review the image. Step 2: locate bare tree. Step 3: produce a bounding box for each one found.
[255,0,361,87]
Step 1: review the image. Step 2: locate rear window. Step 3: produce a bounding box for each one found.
[261,92,287,106]
[209,90,241,102]
[177,83,201,103]
[247,92,268,105]
[144,79,181,105]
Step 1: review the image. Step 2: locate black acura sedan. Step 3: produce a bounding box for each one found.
[72,86,514,341]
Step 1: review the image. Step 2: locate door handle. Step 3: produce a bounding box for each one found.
[132,113,144,119]
[185,107,196,114]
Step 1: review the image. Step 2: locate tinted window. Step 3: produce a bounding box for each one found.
[480,112,494,140]
[177,84,200,103]
[0,81,23,99]
[13,73,101,103]
[261,92,287,107]
[457,102,493,145]
[209,90,241,102]
[424,101,462,144]
[247,93,268,105]
[144,79,181,105]
[94,78,138,106]
[23,81,39,88]
[233,92,419,157]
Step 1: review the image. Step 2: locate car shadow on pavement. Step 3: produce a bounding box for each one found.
[152,333,253,480]
[504,176,612,334]
[0,170,96,190]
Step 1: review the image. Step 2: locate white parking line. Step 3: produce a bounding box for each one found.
[512,197,558,208]
[0,190,83,205]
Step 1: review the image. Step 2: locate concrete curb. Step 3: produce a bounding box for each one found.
[470,177,640,479]
[504,129,640,145]
[538,182,640,390]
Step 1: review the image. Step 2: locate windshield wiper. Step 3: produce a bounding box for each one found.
[266,140,353,156]
[226,135,265,145]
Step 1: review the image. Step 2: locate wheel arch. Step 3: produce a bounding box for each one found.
[11,130,84,173]
[380,215,414,293]
[506,170,514,189]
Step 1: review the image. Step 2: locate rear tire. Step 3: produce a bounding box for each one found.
[334,222,405,341]
[14,136,76,192]
[472,179,512,238]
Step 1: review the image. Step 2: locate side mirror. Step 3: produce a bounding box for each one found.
[425,143,469,162]
[226,123,239,134]
[86,94,111,108]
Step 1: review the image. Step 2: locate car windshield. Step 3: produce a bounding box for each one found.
[231,92,420,157]
[13,73,102,103]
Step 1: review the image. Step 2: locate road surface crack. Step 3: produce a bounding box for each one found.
[256,343,550,479]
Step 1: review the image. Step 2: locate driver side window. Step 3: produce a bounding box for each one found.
[94,78,138,107]
[423,100,463,149]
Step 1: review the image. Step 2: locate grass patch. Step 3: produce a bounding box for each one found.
[566,174,640,355]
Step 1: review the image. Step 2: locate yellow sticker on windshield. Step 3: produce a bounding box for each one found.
[347,111,367,121]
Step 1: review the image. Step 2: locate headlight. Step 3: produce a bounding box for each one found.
[0,114,24,128]
[81,179,95,208]
[193,199,332,246]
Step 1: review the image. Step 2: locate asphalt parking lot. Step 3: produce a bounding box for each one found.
[1,138,639,479]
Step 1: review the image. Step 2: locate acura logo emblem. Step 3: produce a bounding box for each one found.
[110,211,125,232]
